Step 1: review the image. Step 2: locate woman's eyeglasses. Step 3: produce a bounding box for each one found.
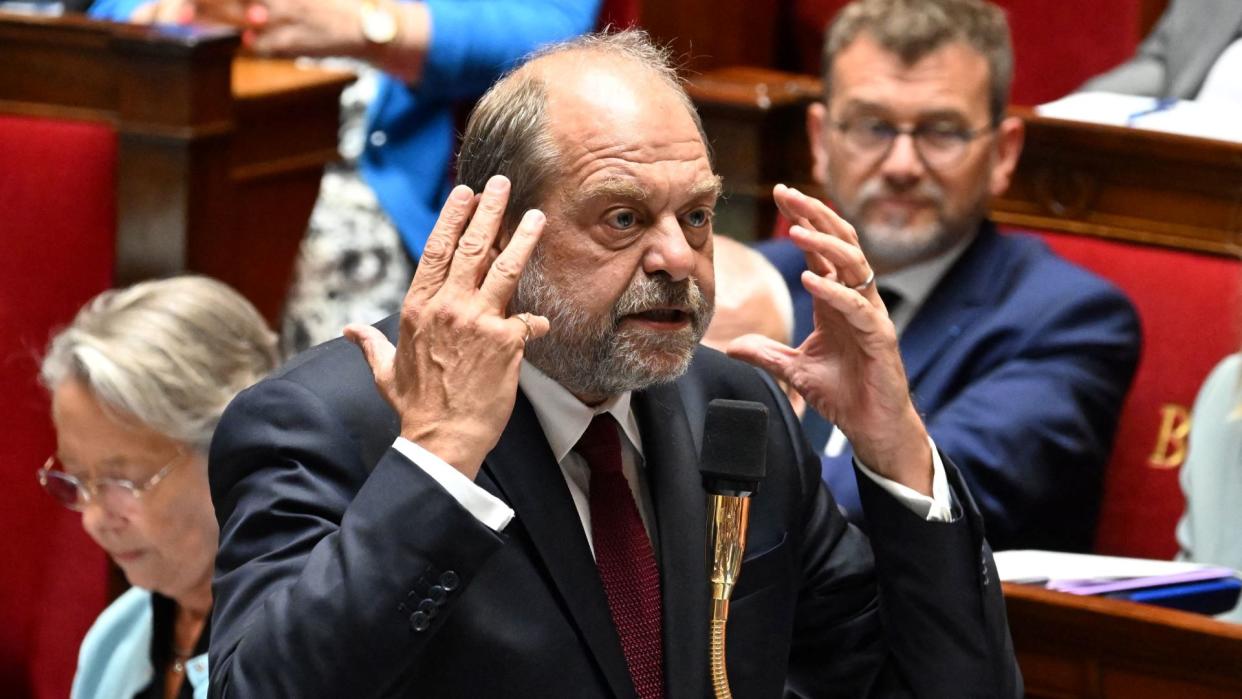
[36,451,185,512]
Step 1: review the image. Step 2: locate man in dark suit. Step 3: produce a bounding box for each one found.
[206,30,1021,698]
[759,0,1140,552]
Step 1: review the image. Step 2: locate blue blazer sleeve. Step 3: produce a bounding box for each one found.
[88,0,147,20]
[420,0,603,99]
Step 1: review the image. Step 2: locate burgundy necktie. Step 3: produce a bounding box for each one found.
[575,414,664,699]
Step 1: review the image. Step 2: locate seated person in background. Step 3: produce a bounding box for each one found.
[1176,349,1242,621]
[703,234,804,416]
[88,0,602,354]
[204,30,1021,697]
[38,276,278,699]
[1078,0,1242,104]
[758,0,1141,552]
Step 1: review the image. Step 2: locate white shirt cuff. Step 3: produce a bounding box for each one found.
[854,437,955,522]
[391,437,515,531]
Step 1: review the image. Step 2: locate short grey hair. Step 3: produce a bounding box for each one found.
[822,0,1014,123]
[40,276,279,452]
[456,29,709,233]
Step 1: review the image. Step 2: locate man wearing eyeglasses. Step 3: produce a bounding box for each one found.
[759,0,1140,552]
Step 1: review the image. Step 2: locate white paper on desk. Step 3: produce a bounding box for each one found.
[994,549,1217,583]
[1036,91,1157,127]
[1035,91,1242,144]
[1135,101,1242,142]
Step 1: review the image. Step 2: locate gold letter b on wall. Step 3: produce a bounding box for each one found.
[1148,404,1191,469]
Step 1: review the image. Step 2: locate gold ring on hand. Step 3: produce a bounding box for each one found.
[516,313,533,345]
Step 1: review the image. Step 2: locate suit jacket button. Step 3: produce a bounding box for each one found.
[428,585,448,605]
[409,611,431,632]
[417,599,437,615]
[439,570,460,591]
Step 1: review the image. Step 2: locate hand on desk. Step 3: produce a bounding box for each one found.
[345,175,549,480]
[726,184,933,494]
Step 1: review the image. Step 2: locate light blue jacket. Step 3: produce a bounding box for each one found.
[70,587,209,699]
[88,0,602,258]
[1177,354,1242,621]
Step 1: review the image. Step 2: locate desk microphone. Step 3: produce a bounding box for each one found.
[698,399,768,699]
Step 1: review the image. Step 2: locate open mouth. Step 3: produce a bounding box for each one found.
[626,308,691,326]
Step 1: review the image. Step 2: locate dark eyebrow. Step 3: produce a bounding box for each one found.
[838,100,970,123]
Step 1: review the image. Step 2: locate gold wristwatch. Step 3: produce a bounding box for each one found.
[359,0,398,45]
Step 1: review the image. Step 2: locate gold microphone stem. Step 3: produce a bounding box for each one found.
[707,494,752,699]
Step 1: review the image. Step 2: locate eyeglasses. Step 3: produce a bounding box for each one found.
[36,451,185,512]
[832,116,995,170]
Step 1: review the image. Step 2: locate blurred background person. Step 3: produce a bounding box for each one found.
[703,234,805,416]
[87,0,605,354]
[759,0,1141,551]
[38,276,278,699]
[1079,0,1242,105]
[1176,347,1242,621]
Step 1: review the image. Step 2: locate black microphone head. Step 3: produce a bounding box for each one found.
[699,399,768,496]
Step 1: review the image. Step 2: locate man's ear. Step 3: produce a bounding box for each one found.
[806,102,831,186]
[989,115,1025,197]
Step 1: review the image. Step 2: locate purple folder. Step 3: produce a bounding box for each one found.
[1047,566,1240,596]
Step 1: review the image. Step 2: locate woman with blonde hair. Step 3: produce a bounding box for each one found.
[38,276,278,699]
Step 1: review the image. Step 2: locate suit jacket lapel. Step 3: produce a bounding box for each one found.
[633,382,710,699]
[479,392,637,699]
[899,224,1001,389]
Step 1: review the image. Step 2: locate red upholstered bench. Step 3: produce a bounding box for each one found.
[1036,230,1241,559]
[0,114,115,699]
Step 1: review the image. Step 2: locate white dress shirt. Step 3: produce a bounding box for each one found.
[876,230,977,335]
[394,359,954,538]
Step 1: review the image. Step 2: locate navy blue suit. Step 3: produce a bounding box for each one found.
[758,223,1140,552]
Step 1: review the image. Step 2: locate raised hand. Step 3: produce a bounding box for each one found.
[726,184,932,493]
[345,176,549,480]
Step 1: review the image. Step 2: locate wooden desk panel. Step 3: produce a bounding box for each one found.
[0,13,352,324]
[1004,583,1242,698]
[687,66,822,240]
[993,111,1242,257]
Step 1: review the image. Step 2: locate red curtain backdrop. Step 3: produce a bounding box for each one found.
[0,115,116,699]
[791,0,1147,105]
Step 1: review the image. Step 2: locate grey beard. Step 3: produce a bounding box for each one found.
[510,250,713,398]
[836,178,985,272]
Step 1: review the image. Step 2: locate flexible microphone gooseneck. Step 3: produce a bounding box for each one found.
[698,399,769,699]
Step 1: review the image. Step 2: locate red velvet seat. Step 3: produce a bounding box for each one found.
[0,114,116,699]
[1037,231,1241,559]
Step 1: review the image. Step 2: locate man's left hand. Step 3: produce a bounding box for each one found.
[726,184,932,494]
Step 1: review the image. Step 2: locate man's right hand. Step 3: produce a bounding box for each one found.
[345,175,550,480]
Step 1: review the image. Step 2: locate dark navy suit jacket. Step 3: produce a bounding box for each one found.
[206,318,1021,698]
[758,223,1140,552]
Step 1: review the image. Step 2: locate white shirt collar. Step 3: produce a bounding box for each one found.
[877,229,977,334]
[518,361,645,464]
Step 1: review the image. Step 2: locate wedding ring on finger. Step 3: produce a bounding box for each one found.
[515,313,533,345]
[849,269,876,292]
